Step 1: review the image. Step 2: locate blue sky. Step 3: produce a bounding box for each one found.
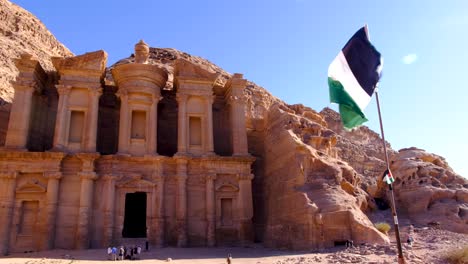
[11,0,468,177]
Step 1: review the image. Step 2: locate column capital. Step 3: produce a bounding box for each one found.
[89,87,103,97]
[76,153,100,172]
[0,171,18,179]
[237,173,254,181]
[205,173,217,181]
[226,95,245,105]
[56,84,72,96]
[116,88,128,99]
[78,171,98,181]
[102,174,118,182]
[44,171,62,180]
[152,173,165,181]
[11,80,36,93]
[206,94,216,105]
[176,93,189,103]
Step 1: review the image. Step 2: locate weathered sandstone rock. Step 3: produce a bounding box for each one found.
[380,148,468,233]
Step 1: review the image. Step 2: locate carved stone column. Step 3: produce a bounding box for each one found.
[0,171,17,255]
[85,88,102,152]
[176,94,188,155]
[154,174,165,247]
[226,74,248,156]
[76,171,97,249]
[102,174,116,247]
[175,158,188,247]
[117,90,129,154]
[148,94,161,155]
[205,96,215,155]
[237,173,254,244]
[205,172,216,246]
[229,96,248,156]
[5,85,34,149]
[53,85,72,150]
[6,54,46,149]
[76,153,99,249]
[43,171,62,250]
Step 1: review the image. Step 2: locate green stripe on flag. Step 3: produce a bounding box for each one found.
[328,77,368,129]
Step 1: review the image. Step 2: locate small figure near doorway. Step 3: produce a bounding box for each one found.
[118,246,125,260]
[107,246,112,260]
[111,246,117,261]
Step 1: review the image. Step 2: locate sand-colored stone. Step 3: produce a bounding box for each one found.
[0,42,255,254]
[379,147,468,234]
[0,0,73,146]
[0,0,467,256]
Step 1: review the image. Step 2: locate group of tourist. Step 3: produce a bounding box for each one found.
[107,245,142,261]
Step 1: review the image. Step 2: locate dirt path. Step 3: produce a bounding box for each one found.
[0,227,466,264]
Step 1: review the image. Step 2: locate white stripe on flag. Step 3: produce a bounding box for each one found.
[328,51,372,111]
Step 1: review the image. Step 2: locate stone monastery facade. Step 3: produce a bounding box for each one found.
[0,41,255,254]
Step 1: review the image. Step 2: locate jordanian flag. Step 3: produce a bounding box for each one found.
[328,26,383,129]
[383,169,395,185]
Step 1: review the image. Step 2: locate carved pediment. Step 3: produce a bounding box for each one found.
[112,63,168,90]
[117,174,156,188]
[216,182,239,192]
[52,50,107,78]
[16,179,46,193]
[174,59,220,83]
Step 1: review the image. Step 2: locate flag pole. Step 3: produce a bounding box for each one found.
[375,90,405,264]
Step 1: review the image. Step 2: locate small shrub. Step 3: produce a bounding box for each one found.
[374,222,391,234]
[444,245,468,264]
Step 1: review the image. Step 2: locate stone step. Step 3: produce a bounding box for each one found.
[116,237,147,247]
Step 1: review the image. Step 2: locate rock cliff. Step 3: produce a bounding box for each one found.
[0,0,466,249]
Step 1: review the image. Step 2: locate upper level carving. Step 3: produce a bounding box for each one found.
[4,41,251,158]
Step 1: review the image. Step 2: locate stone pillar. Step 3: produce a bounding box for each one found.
[5,86,34,149]
[205,96,215,155]
[226,74,248,156]
[53,85,72,150]
[237,173,254,244]
[148,94,160,155]
[43,171,62,250]
[176,94,188,155]
[76,171,97,249]
[75,153,99,249]
[85,88,102,152]
[0,171,17,255]
[102,174,116,247]
[117,90,129,154]
[155,174,165,247]
[205,172,216,246]
[175,158,188,247]
[229,96,248,156]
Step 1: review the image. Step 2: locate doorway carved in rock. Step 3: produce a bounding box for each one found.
[122,192,147,238]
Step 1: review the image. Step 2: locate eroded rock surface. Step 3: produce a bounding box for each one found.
[383,148,468,233]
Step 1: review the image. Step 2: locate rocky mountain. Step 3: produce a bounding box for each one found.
[0,0,466,250]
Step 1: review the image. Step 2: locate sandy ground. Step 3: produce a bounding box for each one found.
[0,227,466,264]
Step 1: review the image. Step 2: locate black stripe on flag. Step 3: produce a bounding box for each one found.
[342,27,382,97]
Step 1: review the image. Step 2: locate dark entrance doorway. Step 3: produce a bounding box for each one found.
[122,192,147,238]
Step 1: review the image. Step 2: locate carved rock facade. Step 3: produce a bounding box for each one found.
[0,42,255,254]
